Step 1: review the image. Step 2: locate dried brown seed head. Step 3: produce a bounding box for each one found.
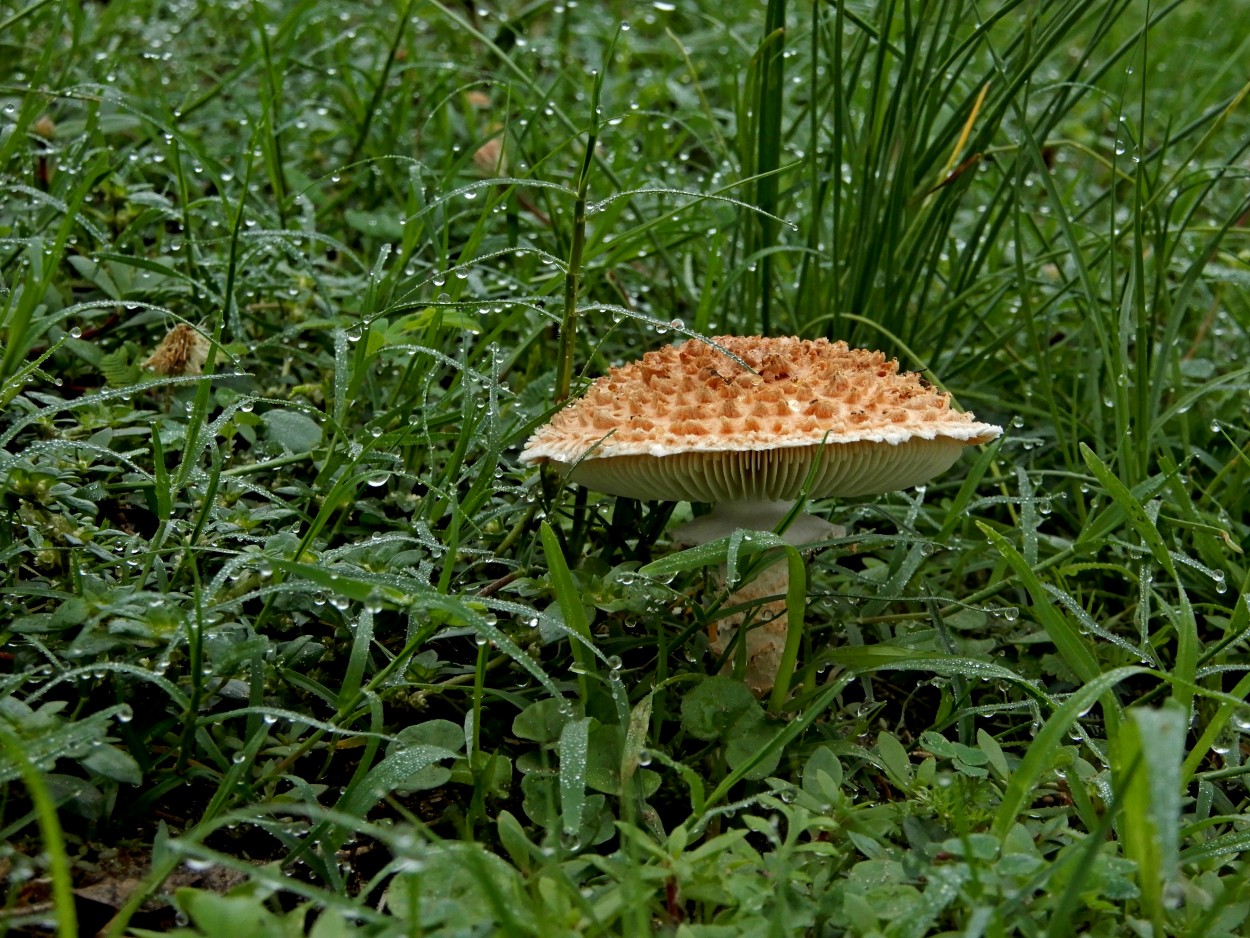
[143,324,209,376]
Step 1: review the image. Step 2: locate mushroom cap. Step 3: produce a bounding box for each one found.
[520,335,1002,503]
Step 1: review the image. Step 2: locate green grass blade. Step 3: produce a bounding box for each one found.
[992,666,1145,839]
[978,522,1102,685]
[753,0,786,335]
[0,727,77,938]
[697,671,855,821]
[558,716,591,845]
[1081,443,1198,712]
[539,520,597,701]
[1115,702,1186,928]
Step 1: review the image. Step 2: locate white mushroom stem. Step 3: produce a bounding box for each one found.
[673,501,839,696]
[673,500,837,547]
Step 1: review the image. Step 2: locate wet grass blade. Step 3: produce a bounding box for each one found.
[978,523,1102,687]
[992,666,1144,839]
[753,0,786,334]
[1081,443,1198,712]
[540,521,596,701]
[0,728,76,938]
[1115,702,1186,930]
[558,716,591,844]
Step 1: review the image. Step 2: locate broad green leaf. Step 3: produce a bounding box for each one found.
[393,719,464,752]
[726,721,782,780]
[978,729,1010,781]
[496,810,536,872]
[884,866,967,938]
[344,209,404,240]
[338,609,373,710]
[621,692,652,783]
[177,889,276,938]
[877,732,913,790]
[513,698,575,744]
[389,720,465,792]
[384,842,532,933]
[82,745,143,786]
[802,746,844,799]
[309,906,356,938]
[920,731,988,767]
[262,410,323,453]
[680,676,760,741]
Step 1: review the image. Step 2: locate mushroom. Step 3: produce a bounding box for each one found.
[521,335,1002,694]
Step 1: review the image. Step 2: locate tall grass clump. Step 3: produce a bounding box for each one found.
[1,1,1248,935]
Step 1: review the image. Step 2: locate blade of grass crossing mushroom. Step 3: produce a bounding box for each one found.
[767,547,808,713]
[640,537,750,580]
[766,439,831,709]
[640,527,807,705]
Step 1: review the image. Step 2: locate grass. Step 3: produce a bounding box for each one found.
[1,0,1249,934]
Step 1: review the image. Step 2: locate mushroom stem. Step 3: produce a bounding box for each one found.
[673,501,837,695]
